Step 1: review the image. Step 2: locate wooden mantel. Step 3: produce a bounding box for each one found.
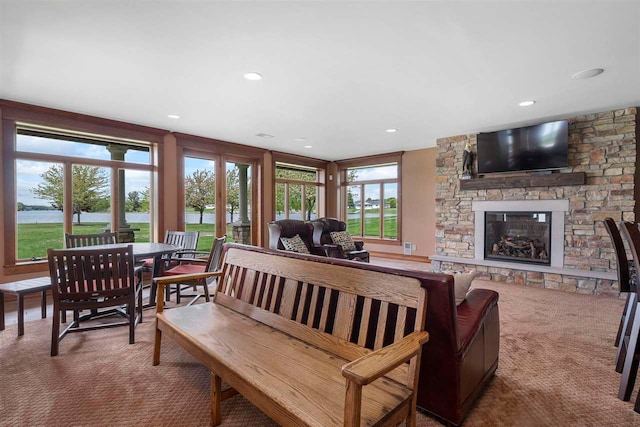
[459,172,586,191]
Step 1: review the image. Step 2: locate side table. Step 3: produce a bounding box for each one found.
[0,276,51,336]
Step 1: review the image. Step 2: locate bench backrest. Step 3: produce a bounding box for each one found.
[214,244,430,386]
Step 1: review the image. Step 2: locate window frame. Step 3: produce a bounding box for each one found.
[275,162,323,221]
[177,136,264,246]
[337,152,402,244]
[2,109,162,275]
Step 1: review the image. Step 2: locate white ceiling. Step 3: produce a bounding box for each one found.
[1,1,639,161]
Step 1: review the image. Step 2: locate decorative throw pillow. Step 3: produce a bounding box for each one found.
[280,234,310,254]
[431,267,479,305]
[330,231,357,252]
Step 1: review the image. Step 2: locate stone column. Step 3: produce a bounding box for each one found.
[232,164,251,244]
[107,144,137,242]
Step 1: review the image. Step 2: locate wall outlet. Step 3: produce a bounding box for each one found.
[403,242,412,255]
[412,244,417,251]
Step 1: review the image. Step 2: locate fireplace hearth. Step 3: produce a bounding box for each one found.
[485,211,551,266]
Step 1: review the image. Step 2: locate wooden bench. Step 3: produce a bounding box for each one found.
[0,276,51,336]
[153,244,430,426]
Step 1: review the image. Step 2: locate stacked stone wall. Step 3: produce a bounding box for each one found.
[434,108,638,296]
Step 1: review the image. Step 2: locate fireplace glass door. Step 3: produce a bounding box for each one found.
[485,211,551,265]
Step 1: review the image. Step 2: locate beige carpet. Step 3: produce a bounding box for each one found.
[1,279,639,426]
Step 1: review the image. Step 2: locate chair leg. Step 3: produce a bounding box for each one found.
[51,307,60,357]
[616,293,632,347]
[617,293,637,373]
[619,301,640,400]
[176,284,181,304]
[129,297,135,345]
[203,280,211,303]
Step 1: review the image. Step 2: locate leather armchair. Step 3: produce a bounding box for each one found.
[310,217,370,262]
[267,219,325,256]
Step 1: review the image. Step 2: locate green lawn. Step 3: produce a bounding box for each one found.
[346,216,397,239]
[17,222,233,259]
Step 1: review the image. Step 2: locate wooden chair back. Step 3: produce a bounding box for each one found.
[205,236,226,286]
[164,230,199,254]
[48,245,137,307]
[214,244,427,387]
[604,218,631,293]
[621,222,640,299]
[65,232,118,248]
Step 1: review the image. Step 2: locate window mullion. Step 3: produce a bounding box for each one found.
[284,182,290,219]
[379,182,384,238]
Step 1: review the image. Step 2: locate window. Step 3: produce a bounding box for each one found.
[13,127,153,262]
[184,156,216,251]
[275,163,321,221]
[344,163,399,240]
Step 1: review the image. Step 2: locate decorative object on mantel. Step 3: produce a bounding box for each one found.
[459,171,585,190]
[462,142,473,179]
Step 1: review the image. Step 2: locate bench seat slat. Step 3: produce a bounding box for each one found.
[158,303,412,427]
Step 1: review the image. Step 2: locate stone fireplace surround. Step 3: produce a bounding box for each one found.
[431,107,638,296]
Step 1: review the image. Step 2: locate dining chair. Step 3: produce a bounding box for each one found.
[156,235,226,305]
[139,230,199,273]
[617,222,640,409]
[47,245,143,356]
[603,218,637,372]
[65,231,118,248]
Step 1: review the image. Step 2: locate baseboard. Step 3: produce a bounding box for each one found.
[369,251,431,263]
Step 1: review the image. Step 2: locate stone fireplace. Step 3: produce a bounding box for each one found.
[431,107,638,296]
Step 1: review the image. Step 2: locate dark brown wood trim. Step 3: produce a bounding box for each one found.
[335,151,403,169]
[369,251,431,263]
[4,262,49,276]
[0,99,168,144]
[3,118,17,267]
[272,151,329,169]
[175,132,267,158]
[459,171,586,190]
[357,238,402,246]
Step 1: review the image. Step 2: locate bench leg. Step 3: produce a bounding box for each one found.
[211,372,222,426]
[17,294,25,337]
[344,380,362,427]
[0,292,5,331]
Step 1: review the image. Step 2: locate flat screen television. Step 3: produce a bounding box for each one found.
[476,120,569,174]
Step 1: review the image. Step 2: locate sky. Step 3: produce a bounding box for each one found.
[348,164,398,201]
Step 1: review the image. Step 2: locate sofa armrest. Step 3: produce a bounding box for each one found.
[308,245,328,257]
[322,244,349,259]
[456,289,499,352]
[354,240,364,251]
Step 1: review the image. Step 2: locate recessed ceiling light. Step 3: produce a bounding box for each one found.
[572,68,604,80]
[295,137,307,142]
[518,100,536,107]
[168,114,180,119]
[255,133,274,138]
[304,145,312,149]
[386,128,398,133]
[244,72,263,81]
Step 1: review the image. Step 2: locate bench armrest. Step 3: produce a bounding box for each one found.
[341,331,429,386]
[154,270,223,287]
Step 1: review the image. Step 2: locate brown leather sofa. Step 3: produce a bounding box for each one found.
[310,217,370,262]
[267,219,326,256]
